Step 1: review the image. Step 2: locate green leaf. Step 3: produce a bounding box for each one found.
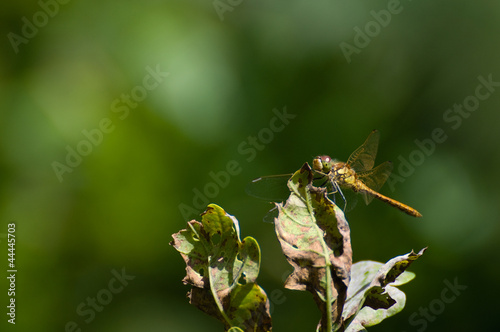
[343,248,427,331]
[274,163,353,331]
[228,328,245,332]
[170,204,271,332]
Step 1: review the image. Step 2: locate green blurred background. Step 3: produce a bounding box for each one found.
[1,0,499,331]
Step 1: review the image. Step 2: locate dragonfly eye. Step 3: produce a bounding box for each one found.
[313,155,332,173]
[312,157,323,171]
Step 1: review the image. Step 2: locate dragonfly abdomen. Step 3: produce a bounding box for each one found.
[355,182,422,217]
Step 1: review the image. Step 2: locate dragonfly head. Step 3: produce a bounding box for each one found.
[313,155,333,173]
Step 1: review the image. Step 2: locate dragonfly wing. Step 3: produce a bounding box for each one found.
[263,205,279,224]
[357,161,393,204]
[346,130,380,173]
[245,174,293,202]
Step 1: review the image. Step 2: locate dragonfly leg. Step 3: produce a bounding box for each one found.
[318,178,338,202]
[328,190,337,204]
[313,174,336,201]
[331,181,347,211]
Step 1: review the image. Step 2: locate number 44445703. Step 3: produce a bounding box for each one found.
[7,223,16,269]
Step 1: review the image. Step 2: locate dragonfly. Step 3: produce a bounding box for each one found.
[246,130,422,218]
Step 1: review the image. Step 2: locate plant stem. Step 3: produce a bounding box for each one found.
[189,223,233,328]
[325,263,333,332]
[208,255,233,328]
[306,194,333,332]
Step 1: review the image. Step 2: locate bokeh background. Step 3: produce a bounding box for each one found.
[1,0,499,331]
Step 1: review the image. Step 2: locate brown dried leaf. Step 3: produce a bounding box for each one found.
[274,163,352,330]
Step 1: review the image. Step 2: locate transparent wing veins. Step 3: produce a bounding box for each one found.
[346,130,380,173]
[245,174,293,202]
[356,161,393,204]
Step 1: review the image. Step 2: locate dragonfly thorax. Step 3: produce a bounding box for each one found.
[332,163,357,186]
